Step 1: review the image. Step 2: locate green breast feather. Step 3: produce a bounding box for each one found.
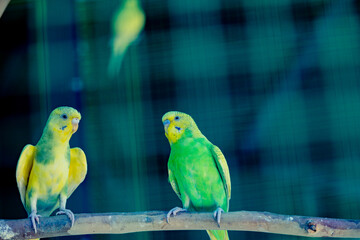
[169,137,229,211]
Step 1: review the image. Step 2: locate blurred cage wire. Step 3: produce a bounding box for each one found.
[1,0,360,239]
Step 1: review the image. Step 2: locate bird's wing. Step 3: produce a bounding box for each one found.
[16,144,36,207]
[168,168,181,200]
[67,147,87,198]
[210,145,231,208]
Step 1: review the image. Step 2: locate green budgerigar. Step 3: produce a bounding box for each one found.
[162,111,231,240]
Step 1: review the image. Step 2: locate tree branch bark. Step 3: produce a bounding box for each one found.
[1,211,360,239]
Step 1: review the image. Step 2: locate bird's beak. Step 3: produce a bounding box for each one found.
[72,118,80,133]
[163,119,170,131]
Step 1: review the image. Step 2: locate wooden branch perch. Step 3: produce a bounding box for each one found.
[1,210,360,239]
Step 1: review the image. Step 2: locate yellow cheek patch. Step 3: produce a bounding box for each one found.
[166,127,182,144]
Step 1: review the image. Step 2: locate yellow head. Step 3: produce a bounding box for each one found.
[43,106,82,143]
[162,111,202,145]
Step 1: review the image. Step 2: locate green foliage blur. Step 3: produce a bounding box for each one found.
[1,0,360,239]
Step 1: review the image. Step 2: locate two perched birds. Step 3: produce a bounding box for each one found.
[16,107,230,240]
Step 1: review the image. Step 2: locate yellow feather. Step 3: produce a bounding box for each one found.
[68,148,87,198]
[16,144,36,207]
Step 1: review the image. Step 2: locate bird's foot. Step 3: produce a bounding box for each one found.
[29,211,41,233]
[56,208,75,227]
[213,207,224,227]
[166,207,187,223]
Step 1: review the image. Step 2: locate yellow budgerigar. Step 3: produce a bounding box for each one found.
[16,106,87,236]
[108,0,146,77]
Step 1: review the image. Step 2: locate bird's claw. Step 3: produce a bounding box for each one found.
[166,207,187,223]
[213,207,224,227]
[56,208,75,227]
[29,212,41,233]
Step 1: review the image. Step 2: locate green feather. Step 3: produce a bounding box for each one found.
[169,137,227,211]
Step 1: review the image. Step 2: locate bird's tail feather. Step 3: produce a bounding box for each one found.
[206,230,229,240]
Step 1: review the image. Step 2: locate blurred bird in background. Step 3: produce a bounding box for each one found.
[108,0,145,78]
[162,111,231,240]
[16,107,87,238]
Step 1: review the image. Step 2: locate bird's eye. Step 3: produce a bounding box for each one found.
[175,116,180,121]
[61,114,68,120]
